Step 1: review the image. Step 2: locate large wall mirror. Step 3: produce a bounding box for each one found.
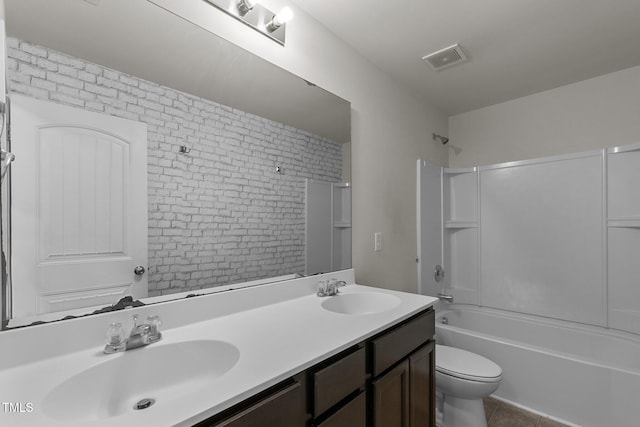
[1,0,351,328]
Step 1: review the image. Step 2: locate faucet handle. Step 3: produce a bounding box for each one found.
[104,322,126,354]
[146,315,162,340]
[317,279,328,297]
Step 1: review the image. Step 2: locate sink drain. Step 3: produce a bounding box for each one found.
[134,398,155,410]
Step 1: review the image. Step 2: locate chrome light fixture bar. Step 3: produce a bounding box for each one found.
[204,0,293,45]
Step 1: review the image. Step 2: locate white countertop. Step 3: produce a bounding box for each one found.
[0,272,437,427]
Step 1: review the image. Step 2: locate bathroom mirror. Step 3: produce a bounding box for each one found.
[2,0,351,328]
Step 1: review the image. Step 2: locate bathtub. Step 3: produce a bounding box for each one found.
[435,304,640,427]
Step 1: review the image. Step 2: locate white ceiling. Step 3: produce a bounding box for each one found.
[292,0,640,116]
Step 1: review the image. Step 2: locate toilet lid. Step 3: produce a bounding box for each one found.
[436,345,502,382]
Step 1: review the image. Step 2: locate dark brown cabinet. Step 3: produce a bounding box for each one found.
[409,343,436,427]
[372,344,436,427]
[373,359,411,427]
[370,310,435,377]
[195,378,306,427]
[313,346,367,416]
[196,307,435,427]
[317,391,367,427]
[371,310,436,427]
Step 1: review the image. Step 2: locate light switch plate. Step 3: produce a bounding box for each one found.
[374,232,382,251]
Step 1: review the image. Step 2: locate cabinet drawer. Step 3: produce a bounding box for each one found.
[371,309,435,377]
[317,391,366,427]
[314,347,366,415]
[210,380,304,427]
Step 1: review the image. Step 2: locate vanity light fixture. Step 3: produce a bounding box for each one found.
[204,0,293,45]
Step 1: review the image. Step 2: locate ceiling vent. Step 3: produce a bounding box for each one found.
[422,44,468,71]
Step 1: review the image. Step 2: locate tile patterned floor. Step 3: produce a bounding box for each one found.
[484,397,571,427]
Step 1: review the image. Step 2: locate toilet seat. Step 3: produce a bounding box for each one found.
[436,345,502,383]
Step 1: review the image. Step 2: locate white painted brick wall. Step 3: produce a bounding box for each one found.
[7,38,343,297]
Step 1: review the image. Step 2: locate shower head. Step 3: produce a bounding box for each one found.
[432,133,449,145]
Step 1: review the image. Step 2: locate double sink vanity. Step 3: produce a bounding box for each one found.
[0,270,437,426]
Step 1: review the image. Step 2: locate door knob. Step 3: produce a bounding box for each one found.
[134,266,146,276]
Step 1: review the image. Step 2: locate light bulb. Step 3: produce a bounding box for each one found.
[266,6,294,32]
[275,6,293,25]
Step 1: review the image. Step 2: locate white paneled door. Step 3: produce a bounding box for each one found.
[11,95,148,317]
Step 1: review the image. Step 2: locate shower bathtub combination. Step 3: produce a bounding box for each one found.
[417,145,640,427]
[435,304,640,427]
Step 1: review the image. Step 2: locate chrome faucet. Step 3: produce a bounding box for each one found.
[317,279,346,297]
[437,293,454,303]
[104,314,162,354]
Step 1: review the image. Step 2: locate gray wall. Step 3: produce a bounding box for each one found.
[448,65,640,168]
[7,37,343,297]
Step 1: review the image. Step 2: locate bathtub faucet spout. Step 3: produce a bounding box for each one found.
[437,293,454,303]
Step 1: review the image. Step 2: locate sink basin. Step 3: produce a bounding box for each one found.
[43,340,239,422]
[321,292,401,315]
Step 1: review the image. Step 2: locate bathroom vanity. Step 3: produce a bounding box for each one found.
[0,270,437,427]
[197,308,435,427]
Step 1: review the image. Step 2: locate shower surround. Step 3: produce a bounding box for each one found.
[426,144,640,335]
[420,142,640,425]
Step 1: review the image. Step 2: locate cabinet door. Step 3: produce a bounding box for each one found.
[409,343,435,427]
[373,360,410,427]
[210,381,305,427]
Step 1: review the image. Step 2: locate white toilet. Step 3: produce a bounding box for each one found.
[435,344,503,427]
